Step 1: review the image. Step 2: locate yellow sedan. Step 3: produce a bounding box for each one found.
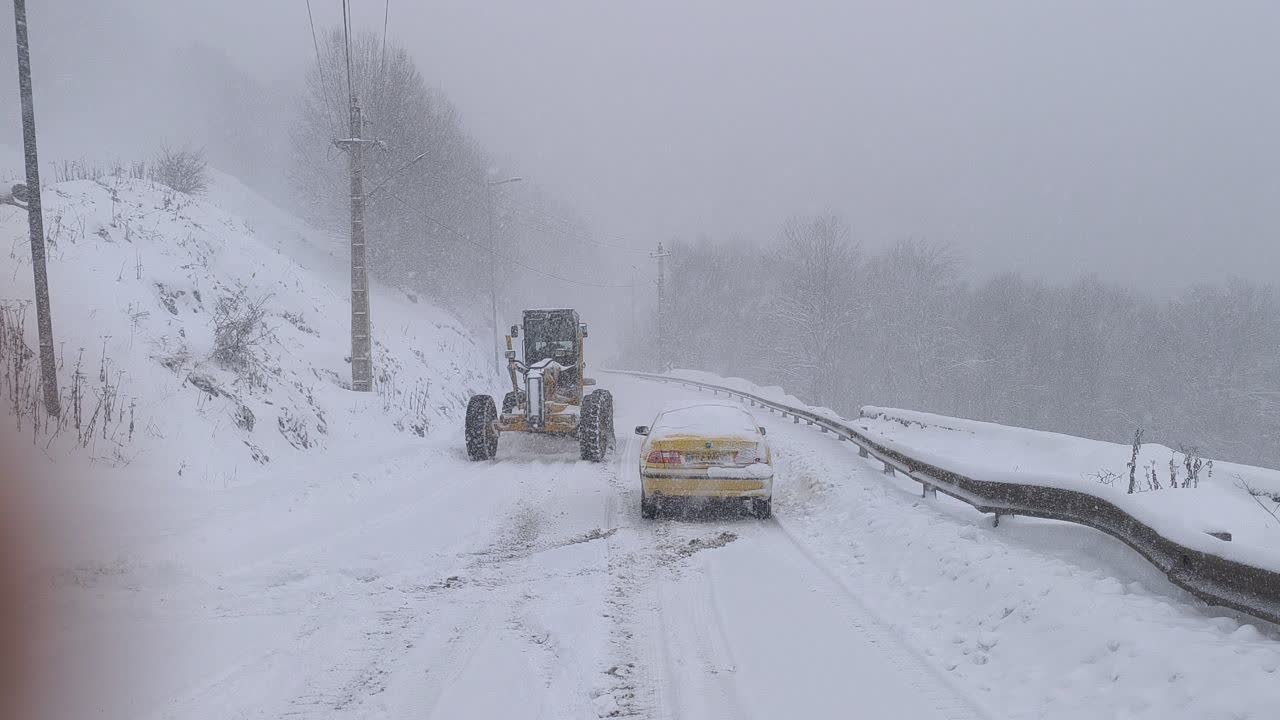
[634,402,774,519]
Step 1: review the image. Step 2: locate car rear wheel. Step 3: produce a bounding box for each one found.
[640,493,657,519]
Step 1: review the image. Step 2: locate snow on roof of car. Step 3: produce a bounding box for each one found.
[650,402,760,439]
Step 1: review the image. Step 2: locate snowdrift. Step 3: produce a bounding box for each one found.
[0,171,492,485]
[857,406,1280,574]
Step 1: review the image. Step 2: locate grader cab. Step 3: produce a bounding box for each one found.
[465,309,614,462]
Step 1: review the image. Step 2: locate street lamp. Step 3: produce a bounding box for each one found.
[629,264,640,341]
[487,175,523,373]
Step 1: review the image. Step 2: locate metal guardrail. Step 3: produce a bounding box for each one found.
[607,369,1280,627]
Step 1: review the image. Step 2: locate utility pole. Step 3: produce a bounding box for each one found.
[651,242,671,371]
[485,176,522,374]
[334,98,379,392]
[10,0,59,415]
[629,264,638,343]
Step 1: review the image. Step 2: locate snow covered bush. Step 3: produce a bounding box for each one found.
[150,146,209,195]
[211,286,274,387]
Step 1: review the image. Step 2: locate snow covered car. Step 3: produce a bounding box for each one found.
[634,402,774,519]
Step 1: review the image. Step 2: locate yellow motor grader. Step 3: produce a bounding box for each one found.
[465,309,614,462]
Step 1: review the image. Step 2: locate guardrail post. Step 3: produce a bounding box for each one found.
[793,415,799,424]
[883,462,895,476]
[858,446,869,458]
[921,483,936,498]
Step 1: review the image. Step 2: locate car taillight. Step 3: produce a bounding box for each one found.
[647,450,682,464]
[735,444,764,464]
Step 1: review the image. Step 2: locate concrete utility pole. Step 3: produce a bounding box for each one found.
[629,264,639,343]
[651,242,672,371]
[10,0,59,415]
[334,98,380,392]
[486,176,522,374]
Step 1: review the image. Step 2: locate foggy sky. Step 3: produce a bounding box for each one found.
[6,1,1280,292]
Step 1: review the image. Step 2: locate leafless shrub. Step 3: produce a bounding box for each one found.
[150,146,209,195]
[52,158,105,183]
[1115,429,1211,493]
[1235,475,1280,528]
[276,407,312,449]
[1126,429,1144,494]
[1178,445,1212,488]
[211,287,274,387]
[0,306,136,454]
[0,303,36,431]
[1089,469,1122,487]
[50,158,146,184]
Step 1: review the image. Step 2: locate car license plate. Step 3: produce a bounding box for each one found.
[683,451,732,464]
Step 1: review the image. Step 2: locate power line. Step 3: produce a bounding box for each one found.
[493,193,648,253]
[438,169,649,254]
[304,0,343,139]
[384,191,647,289]
[375,0,390,113]
[380,0,390,80]
[305,1,327,86]
[505,204,649,255]
[368,159,648,255]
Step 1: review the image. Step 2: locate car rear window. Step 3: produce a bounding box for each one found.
[651,404,759,439]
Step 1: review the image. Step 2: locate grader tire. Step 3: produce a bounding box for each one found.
[501,390,526,414]
[465,395,498,461]
[579,390,614,462]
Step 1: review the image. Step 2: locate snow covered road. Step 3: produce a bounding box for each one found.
[47,374,1279,719]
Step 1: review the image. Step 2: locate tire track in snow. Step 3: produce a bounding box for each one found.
[766,515,992,720]
[596,433,672,719]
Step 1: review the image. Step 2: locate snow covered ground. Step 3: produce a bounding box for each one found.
[22,369,1280,720]
[6,175,1279,719]
[38,376,989,720]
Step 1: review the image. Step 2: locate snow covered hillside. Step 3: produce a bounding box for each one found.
[0,171,492,484]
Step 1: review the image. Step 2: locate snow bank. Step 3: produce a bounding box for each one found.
[857,406,1280,573]
[665,369,843,421]
[0,171,492,487]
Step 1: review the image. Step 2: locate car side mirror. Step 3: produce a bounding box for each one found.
[758,426,767,436]
[510,324,519,338]
[580,323,589,338]
[634,425,650,436]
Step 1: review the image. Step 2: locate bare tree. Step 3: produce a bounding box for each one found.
[764,214,861,405]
